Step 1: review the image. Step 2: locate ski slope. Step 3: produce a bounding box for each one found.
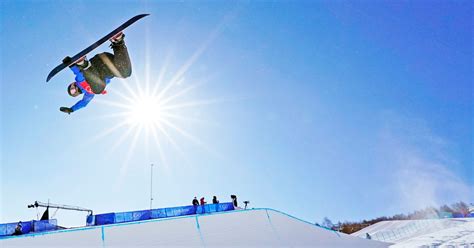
[352,218,474,247]
[1,208,389,247]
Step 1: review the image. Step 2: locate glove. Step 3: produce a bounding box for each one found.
[62,56,72,65]
[60,107,73,114]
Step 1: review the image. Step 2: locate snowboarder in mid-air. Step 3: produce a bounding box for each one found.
[59,32,131,114]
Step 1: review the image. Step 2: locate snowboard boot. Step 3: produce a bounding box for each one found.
[110,32,125,48]
[75,56,91,70]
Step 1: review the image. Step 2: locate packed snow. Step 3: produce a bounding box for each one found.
[1,208,389,247]
[352,218,474,248]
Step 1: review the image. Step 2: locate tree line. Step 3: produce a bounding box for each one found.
[317,201,471,234]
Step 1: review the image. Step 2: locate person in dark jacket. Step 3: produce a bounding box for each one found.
[60,32,132,114]
[231,195,238,207]
[212,196,219,204]
[192,197,199,206]
[12,221,23,235]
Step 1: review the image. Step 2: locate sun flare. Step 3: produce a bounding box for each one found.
[92,64,221,175]
[90,17,232,174]
[127,94,163,126]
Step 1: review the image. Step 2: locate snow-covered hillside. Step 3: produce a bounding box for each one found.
[352,218,474,247]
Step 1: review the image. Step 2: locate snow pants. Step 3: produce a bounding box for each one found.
[82,43,132,94]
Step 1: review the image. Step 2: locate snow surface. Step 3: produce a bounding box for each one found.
[1,208,389,247]
[352,218,474,248]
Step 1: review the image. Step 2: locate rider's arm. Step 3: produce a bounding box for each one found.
[69,65,93,112]
[71,92,94,112]
[70,65,86,82]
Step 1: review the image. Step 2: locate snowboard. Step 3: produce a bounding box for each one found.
[46,14,149,82]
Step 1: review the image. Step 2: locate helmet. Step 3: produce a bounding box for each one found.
[68,82,82,97]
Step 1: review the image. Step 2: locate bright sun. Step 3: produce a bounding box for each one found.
[90,20,230,174]
[127,94,163,126]
[92,66,219,175]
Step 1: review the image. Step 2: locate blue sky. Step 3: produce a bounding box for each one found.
[1,1,472,227]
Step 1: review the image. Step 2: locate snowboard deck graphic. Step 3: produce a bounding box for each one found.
[46,14,149,82]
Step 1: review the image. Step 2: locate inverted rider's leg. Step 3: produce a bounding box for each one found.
[110,42,132,78]
[80,56,107,94]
